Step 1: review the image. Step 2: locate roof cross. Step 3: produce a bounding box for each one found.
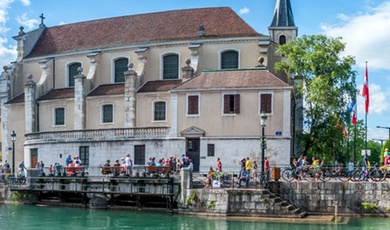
[39,13,45,27]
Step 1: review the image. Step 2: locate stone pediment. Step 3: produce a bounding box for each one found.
[180,126,205,137]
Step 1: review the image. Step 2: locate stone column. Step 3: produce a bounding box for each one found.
[24,74,37,133]
[74,67,86,130]
[124,64,137,128]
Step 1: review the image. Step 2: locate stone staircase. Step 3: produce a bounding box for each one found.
[263,190,307,218]
[226,188,307,218]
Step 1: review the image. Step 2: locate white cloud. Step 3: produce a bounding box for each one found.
[16,13,38,30]
[239,7,250,15]
[0,0,16,65]
[322,2,390,70]
[357,83,389,115]
[19,0,30,6]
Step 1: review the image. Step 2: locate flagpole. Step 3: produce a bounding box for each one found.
[354,124,357,163]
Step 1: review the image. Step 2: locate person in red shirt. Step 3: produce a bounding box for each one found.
[216,158,222,172]
[264,157,270,174]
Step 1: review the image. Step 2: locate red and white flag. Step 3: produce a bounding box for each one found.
[362,62,369,114]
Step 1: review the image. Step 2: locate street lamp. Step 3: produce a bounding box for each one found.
[376,126,390,140]
[10,131,16,175]
[260,112,268,186]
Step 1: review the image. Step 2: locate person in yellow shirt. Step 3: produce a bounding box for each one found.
[245,157,252,174]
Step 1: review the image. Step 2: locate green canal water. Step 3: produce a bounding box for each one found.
[0,204,389,230]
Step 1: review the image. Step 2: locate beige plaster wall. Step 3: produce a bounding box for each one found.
[38,99,74,131]
[175,89,290,137]
[86,95,124,129]
[136,92,171,127]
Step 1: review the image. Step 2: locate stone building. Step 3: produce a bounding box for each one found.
[1,0,298,173]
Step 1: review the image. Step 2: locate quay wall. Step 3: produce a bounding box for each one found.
[270,181,390,215]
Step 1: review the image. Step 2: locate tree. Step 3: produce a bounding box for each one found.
[275,35,357,158]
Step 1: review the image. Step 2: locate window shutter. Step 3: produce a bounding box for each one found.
[260,94,272,113]
[188,95,199,115]
[223,95,229,113]
[234,94,240,113]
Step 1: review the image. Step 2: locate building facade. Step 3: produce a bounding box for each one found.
[1,1,298,173]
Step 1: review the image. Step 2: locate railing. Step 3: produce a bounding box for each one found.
[25,127,170,141]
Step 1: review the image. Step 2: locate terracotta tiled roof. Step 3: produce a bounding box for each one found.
[27,7,261,57]
[38,88,74,101]
[87,83,124,97]
[138,80,183,93]
[173,69,289,90]
[5,93,25,104]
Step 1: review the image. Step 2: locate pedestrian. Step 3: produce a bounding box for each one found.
[245,157,252,174]
[238,167,250,188]
[65,154,72,166]
[125,153,133,176]
[216,158,222,172]
[264,157,269,173]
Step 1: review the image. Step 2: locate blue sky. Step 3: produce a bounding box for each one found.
[1,0,390,142]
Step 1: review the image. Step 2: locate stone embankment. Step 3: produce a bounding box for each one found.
[270,181,390,215]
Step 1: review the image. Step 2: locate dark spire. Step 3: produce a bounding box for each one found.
[270,0,295,27]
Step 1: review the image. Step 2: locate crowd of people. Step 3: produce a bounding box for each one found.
[205,156,268,189]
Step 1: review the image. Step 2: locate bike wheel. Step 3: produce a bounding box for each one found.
[302,169,315,181]
[370,169,383,182]
[282,169,295,182]
[319,169,332,182]
[337,170,351,182]
[352,170,362,182]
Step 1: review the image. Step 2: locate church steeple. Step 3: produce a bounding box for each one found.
[270,0,295,27]
[268,0,298,45]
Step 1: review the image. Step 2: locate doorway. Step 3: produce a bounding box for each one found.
[186,138,200,172]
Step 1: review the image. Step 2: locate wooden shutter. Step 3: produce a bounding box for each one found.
[234,94,240,113]
[223,95,229,113]
[188,95,199,115]
[260,94,272,113]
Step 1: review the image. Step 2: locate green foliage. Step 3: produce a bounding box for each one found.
[208,200,216,210]
[186,189,204,208]
[386,207,390,212]
[275,35,357,158]
[361,202,378,210]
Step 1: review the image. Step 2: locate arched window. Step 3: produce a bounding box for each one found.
[221,50,238,69]
[279,35,287,45]
[163,54,179,79]
[68,63,81,87]
[114,58,128,83]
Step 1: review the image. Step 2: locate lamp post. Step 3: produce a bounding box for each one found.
[376,126,390,140]
[260,112,268,186]
[10,131,16,176]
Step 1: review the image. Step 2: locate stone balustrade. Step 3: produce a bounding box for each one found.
[25,127,170,141]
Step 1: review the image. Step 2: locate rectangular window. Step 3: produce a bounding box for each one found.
[207,144,215,157]
[260,93,272,114]
[187,95,199,115]
[223,94,240,114]
[154,101,166,121]
[102,104,113,123]
[79,146,89,166]
[55,107,65,125]
[134,145,145,165]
